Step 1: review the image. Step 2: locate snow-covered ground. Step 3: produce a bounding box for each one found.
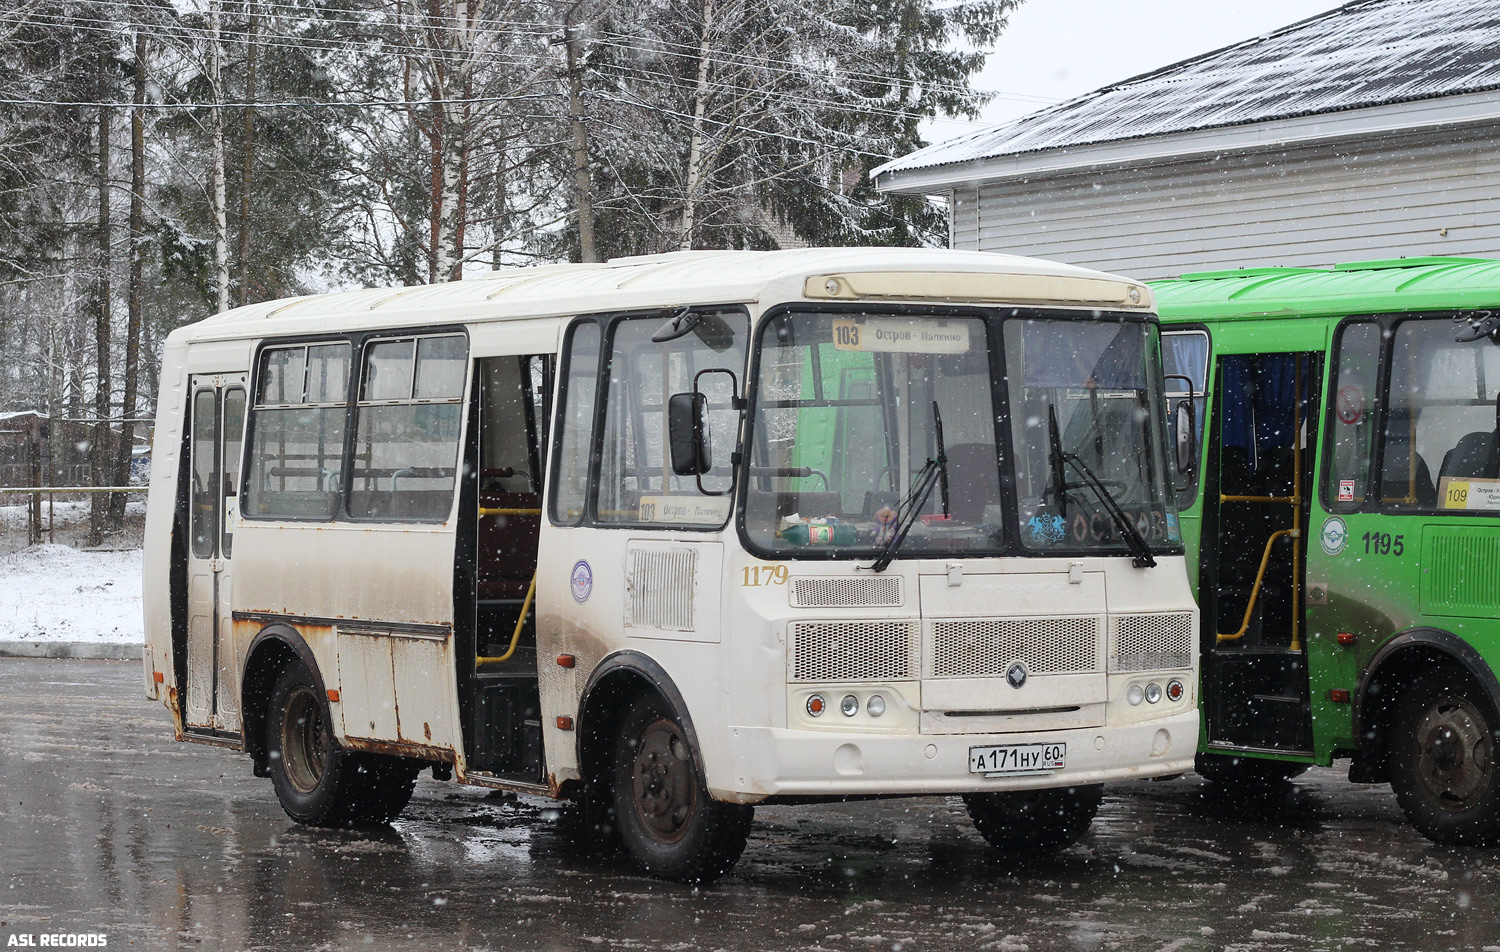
[0,544,143,644]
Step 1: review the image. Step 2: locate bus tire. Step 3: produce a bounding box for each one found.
[962,783,1103,854]
[1389,667,1500,845]
[610,694,753,883]
[1194,753,1311,786]
[267,663,416,827]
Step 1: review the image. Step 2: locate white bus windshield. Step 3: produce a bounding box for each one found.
[741,309,1180,559]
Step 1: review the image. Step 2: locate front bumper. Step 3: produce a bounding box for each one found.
[716,709,1198,802]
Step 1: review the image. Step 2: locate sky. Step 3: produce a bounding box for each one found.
[923,0,1347,144]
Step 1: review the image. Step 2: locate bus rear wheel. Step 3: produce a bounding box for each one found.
[1390,668,1500,845]
[609,695,753,883]
[962,784,1103,854]
[267,663,418,827]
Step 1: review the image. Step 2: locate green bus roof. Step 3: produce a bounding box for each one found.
[1149,256,1500,323]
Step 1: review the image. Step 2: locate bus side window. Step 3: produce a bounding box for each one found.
[1161,330,1208,507]
[1325,321,1381,511]
[1382,317,1500,511]
[349,334,467,521]
[243,342,350,521]
[550,322,602,525]
[594,309,748,526]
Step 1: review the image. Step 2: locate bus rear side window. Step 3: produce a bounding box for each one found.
[348,334,467,521]
[244,342,350,520]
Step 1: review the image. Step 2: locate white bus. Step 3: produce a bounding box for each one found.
[142,248,1199,883]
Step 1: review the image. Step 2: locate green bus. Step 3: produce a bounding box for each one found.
[1152,256,1500,844]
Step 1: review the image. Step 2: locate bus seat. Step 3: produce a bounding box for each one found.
[1439,431,1499,481]
[944,443,1002,523]
[1380,439,1436,507]
[783,491,844,521]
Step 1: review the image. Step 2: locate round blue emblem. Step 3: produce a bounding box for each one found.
[570,560,593,604]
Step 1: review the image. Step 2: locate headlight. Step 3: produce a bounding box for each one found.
[867,695,886,717]
[840,695,859,717]
[1127,684,1144,706]
[1145,682,1163,704]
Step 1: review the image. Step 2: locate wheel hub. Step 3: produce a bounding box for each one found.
[1414,696,1493,811]
[631,719,696,843]
[281,685,328,795]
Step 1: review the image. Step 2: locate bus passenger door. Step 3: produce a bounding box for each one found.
[1200,353,1320,754]
[460,354,551,780]
[184,374,247,732]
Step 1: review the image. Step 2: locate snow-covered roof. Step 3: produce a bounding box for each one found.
[875,0,1500,183]
[171,248,1148,343]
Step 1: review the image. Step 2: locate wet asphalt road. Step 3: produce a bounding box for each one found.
[2,659,1497,952]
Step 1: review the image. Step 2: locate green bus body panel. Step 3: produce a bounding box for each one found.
[1151,257,1500,768]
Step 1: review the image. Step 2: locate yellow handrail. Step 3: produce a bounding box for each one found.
[1216,529,1297,644]
[478,507,542,516]
[476,573,537,666]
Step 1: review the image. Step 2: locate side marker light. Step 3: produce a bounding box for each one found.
[1337,633,1356,646]
[1329,689,1351,703]
[153,672,164,684]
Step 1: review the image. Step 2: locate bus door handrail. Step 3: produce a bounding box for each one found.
[1216,528,1298,644]
[476,572,537,667]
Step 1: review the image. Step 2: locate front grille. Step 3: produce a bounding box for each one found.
[1113,612,1193,671]
[789,620,918,682]
[930,617,1099,678]
[791,576,902,608]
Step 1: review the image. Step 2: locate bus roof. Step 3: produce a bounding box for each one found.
[170,248,1152,344]
[1150,256,1500,323]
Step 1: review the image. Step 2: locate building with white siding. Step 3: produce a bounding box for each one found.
[872,0,1500,279]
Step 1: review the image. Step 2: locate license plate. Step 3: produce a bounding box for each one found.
[968,742,1066,775]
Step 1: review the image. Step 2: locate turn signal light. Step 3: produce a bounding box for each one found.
[806,695,826,717]
[1166,679,1184,702]
[1337,633,1356,646]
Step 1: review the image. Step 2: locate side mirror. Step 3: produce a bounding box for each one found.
[1174,399,1198,478]
[668,391,711,476]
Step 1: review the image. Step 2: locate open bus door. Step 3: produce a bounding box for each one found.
[456,354,552,783]
[1198,352,1321,768]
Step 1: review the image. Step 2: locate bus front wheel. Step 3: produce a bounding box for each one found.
[267,663,418,827]
[609,695,753,883]
[962,784,1103,854]
[1390,668,1500,845]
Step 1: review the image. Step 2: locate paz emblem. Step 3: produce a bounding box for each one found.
[1006,663,1028,689]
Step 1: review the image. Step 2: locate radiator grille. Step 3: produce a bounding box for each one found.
[789,620,917,682]
[791,576,902,608]
[1423,530,1500,618]
[930,617,1099,678]
[1112,613,1194,671]
[626,548,696,631]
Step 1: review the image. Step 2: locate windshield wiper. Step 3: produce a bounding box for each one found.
[1046,403,1156,568]
[867,401,949,573]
